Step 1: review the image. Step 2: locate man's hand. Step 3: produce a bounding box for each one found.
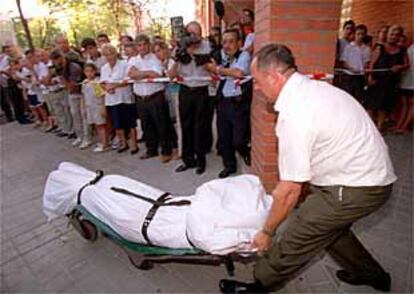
[252,231,273,252]
[204,58,218,74]
[128,66,140,79]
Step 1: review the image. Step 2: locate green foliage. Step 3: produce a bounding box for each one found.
[14,0,173,49]
[13,17,62,49]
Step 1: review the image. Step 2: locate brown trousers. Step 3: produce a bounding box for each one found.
[254,184,392,291]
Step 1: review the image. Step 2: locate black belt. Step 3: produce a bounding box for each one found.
[180,84,208,91]
[111,186,191,246]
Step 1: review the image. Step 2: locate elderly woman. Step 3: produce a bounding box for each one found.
[365,25,409,132]
[100,44,139,154]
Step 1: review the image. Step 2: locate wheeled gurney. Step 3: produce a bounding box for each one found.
[43,162,272,275]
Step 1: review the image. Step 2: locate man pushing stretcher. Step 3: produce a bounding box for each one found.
[219,44,396,293]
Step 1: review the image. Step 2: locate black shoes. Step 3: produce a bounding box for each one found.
[195,165,205,175]
[219,279,267,293]
[56,132,68,138]
[67,133,76,139]
[175,163,196,173]
[336,270,391,292]
[117,145,129,153]
[219,168,236,178]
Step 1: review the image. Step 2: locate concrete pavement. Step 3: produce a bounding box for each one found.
[0,122,412,293]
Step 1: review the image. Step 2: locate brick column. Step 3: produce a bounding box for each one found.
[252,0,341,192]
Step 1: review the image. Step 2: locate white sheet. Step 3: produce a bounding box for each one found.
[43,162,273,254]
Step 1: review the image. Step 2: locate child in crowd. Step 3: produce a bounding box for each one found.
[15,58,49,128]
[81,63,108,152]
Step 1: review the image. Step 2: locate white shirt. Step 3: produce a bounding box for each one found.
[274,72,397,187]
[100,59,133,106]
[340,42,371,73]
[177,40,211,88]
[86,55,106,72]
[34,61,49,95]
[19,67,37,95]
[129,53,164,96]
[221,50,251,97]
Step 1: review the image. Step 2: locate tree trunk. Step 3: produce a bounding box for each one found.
[16,0,34,50]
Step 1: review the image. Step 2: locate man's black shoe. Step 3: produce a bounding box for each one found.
[57,132,68,138]
[242,154,251,166]
[219,279,267,293]
[195,165,205,175]
[67,133,76,139]
[18,119,32,125]
[336,270,391,292]
[175,163,196,173]
[219,168,236,178]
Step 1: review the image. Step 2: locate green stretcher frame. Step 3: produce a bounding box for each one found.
[75,205,203,256]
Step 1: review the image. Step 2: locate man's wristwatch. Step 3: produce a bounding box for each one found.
[261,227,275,238]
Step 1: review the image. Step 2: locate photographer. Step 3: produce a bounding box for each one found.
[205,29,252,178]
[169,21,212,175]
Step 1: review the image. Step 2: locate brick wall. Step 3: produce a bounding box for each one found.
[351,0,413,43]
[252,0,342,191]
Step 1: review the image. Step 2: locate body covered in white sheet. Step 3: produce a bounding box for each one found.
[43,162,273,254]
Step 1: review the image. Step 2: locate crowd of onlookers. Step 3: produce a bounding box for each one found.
[334,20,413,134]
[0,8,255,178]
[0,11,412,177]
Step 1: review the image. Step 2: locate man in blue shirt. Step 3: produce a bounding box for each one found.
[205,28,252,178]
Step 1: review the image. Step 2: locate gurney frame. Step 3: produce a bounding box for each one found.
[68,205,256,276]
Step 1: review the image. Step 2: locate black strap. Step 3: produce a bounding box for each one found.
[141,192,171,246]
[110,187,191,207]
[76,170,104,205]
[110,186,191,246]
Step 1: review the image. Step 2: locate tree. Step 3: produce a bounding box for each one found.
[16,0,34,50]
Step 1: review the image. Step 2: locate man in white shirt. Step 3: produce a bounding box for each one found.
[81,38,106,72]
[333,20,355,87]
[128,33,175,163]
[340,24,371,102]
[220,44,396,293]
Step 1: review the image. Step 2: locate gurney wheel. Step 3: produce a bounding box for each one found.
[128,256,154,270]
[80,219,98,242]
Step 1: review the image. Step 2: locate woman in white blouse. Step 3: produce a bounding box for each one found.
[100,44,139,154]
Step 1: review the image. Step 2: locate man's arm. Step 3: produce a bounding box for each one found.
[128,66,161,80]
[253,181,303,251]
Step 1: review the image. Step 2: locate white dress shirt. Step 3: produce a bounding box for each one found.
[274,72,397,187]
[100,59,133,106]
[129,53,164,96]
[340,42,371,73]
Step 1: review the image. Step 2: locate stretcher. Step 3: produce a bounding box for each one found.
[67,171,257,276]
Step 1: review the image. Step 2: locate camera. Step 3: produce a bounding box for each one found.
[174,32,202,64]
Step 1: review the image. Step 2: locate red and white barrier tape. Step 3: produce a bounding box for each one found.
[95,73,333,85]
[334,68,391,76]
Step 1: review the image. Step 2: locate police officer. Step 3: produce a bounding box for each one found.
[169,21,212,175]
[205,29,252,178]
